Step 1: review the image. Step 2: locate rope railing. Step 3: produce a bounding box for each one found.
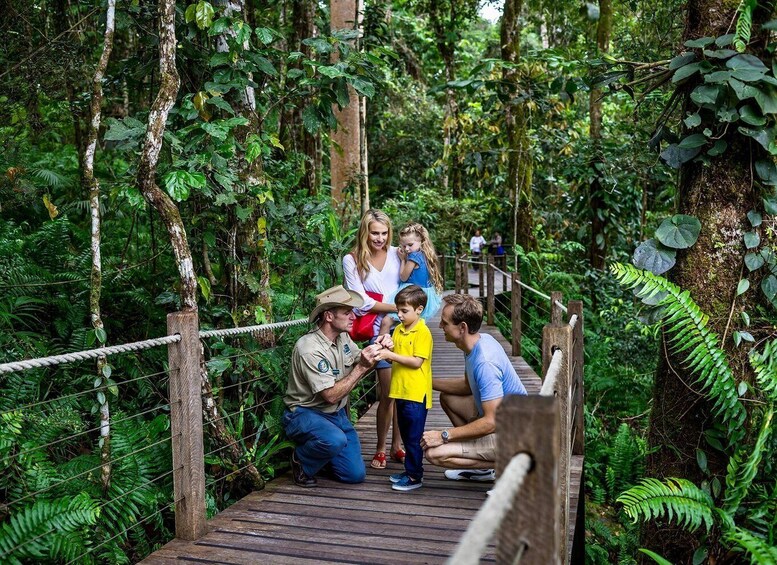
[446,453,533,565]
[539,348,564,397]
[199,317,307,338]
[0,334,181,375]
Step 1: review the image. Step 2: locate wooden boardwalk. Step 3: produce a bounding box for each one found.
[142,316,582,564]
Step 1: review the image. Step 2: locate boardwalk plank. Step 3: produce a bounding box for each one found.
[142,302,585,564]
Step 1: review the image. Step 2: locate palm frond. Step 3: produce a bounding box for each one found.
[617,477,715,532]
[610,263,747,441]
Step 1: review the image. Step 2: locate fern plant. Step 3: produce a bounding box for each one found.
[611,263,747,442]
[612,262,777,563]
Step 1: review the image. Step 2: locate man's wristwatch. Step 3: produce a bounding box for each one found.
[441,429,450,444]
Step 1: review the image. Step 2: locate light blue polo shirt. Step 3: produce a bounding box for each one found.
[465,333,527,416]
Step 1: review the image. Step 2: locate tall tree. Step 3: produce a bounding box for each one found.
[644,2,775,560]
[139,0,264,488]
[83,0,116,491]
[588,0,612,271]
[415,0,478,197]
[501,0,536,251]
[330,0,368,222]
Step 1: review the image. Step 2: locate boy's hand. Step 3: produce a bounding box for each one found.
[374,333,394,350]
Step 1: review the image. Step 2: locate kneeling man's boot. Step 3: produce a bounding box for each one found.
[290,450,317,487]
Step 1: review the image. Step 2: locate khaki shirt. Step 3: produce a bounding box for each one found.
[284,328,361,414]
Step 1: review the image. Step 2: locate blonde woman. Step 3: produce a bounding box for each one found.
[343,209,404,469]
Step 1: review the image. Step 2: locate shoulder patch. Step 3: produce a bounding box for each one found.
[343,344,351,354]
[317,359,331,373]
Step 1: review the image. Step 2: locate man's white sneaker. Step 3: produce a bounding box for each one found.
[444,468,496,482]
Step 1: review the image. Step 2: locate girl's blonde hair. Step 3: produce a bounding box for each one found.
[352,209,393,279]
[399,222,443,292]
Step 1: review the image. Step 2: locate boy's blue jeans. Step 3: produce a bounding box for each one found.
[282,406,366,484]
[396,398,428,481]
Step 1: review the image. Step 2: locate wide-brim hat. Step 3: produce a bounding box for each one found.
[309,285,364,323]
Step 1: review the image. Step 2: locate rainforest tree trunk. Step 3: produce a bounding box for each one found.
[644,2,774,560]
[501,0,535,252]
[588,0,612,271]
[83,0,116,491]
[330,0,366,224]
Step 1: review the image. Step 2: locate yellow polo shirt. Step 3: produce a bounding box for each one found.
[389,318,433,408]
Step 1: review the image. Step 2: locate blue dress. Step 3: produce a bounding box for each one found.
[389,251,442,320]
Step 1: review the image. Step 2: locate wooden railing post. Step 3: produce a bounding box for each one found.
[439,254,446,290]
[496,395,561,564]
[550,291,563,326]
[479,257,485,298]
[542,321,573,564]
[455,256,461,294]
[568,300,584,457]
[461,254,470,295]
[167,311,207,541]
[511,273,522,357]
[487,255,495,325]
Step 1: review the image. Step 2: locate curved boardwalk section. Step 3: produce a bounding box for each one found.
[142,319,541,564]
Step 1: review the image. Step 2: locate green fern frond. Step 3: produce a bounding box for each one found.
[733,0,758,53]
[611,263,747,440]
[0,493,99,563]
[749,340,777,401]
[617,477,715,532]
[725,527,777,564]
[723,407,773,515]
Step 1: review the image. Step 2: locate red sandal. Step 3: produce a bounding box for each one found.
[391,449,406,463]
[370,451,387,469]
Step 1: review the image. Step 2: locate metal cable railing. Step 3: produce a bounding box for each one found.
[0,368,174,417]
[3,434,177,510]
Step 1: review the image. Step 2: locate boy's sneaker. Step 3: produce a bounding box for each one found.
[389,471,408,484]
[444,469,496,482]
[391,475,423,491]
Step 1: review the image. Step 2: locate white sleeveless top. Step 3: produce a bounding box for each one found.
[342,247,401,336]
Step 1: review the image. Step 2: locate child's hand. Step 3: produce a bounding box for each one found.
[397,247,407,260]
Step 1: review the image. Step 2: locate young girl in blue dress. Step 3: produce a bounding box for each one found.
[380,222,443,334]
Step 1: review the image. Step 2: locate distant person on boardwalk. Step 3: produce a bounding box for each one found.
[489,231,505,268]
[379,222,443,335]
[374,285,434,491]
[421,294,527,481]
[469,230,487,271]
[342,209,405,469]
[283,285,391,487]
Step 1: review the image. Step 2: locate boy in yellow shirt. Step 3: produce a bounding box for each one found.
[374,285,433,491]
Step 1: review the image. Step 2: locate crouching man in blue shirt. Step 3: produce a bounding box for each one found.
[421,293,527,482]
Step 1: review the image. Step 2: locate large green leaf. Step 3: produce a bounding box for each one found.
[633,239,676,274]
[660,144,702,169]
[656,215,702,249]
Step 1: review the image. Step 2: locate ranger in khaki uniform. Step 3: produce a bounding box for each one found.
[283,285,392,487]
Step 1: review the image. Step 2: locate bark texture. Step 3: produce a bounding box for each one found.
[588,0,612,271]
[501,0,535,252]
[330,0,367,224]
[83,0,116,491]
[644,2,774,560]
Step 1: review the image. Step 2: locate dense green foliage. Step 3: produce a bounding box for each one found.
[2,0,776,562]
